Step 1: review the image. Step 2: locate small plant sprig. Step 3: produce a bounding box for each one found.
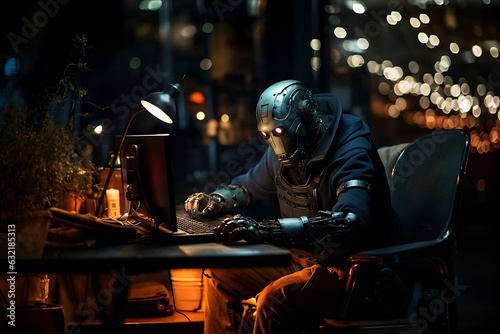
[39,34,95,124]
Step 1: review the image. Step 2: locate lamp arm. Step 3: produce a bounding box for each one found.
[95,108,146,216]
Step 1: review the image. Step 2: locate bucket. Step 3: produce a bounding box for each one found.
[170,269,203,312]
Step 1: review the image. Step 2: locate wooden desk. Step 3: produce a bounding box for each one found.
[12,240,289,333]
[10,208,290,332]
[17,241,291,274]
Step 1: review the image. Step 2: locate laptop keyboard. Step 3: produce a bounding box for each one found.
[176,216,216,235]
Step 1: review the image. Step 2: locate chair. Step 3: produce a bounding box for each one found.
[319,129,471,334]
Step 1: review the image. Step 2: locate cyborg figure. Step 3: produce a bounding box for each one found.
[185,80,396,334]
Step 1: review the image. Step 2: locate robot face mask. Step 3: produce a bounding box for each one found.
[256,80,316,167]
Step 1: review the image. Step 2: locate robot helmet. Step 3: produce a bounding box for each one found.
[256,80,318,167]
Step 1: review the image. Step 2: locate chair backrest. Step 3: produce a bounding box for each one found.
[389,129,470,245]
[377,143,409,184]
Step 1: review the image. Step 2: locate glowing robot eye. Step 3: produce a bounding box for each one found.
[260,131,270,139]
[272,127,285,136]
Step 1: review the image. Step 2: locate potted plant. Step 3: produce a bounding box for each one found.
[0,35,97,259]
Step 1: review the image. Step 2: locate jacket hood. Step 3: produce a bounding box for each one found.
[306,93,371,173]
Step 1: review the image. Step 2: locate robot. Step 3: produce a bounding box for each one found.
[184,80,393,264]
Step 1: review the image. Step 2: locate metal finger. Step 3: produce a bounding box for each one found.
[190,198,201,218]
[214,220,228,241]
[184,199,192,212]
[202,207,212,216]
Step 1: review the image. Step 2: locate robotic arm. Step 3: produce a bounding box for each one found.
[214,211,365,261]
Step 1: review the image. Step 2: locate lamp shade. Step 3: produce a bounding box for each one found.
[141,75,184,124]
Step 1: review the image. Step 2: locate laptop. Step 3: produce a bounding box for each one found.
[117,134,219,243]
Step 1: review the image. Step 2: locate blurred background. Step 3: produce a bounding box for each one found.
[1,0,499,332]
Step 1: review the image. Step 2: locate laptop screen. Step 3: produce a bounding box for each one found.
[117,134,178,232]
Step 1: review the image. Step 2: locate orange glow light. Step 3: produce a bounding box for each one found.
[189,91,205,104]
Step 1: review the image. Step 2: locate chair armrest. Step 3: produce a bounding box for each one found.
[346,238,444,265]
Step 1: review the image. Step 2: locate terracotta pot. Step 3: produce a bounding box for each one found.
[62,193,83,213]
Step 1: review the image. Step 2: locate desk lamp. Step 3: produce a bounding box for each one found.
[95,75,185,216]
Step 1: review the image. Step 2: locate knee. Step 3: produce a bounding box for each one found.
[254,284,283,323]
[255,279,300,313]
[255,283,280,309]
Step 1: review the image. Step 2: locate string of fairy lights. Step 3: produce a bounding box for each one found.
[322,0,499,154]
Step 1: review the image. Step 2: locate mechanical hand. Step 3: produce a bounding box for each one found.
[184,184,250,218]
[213,215,280,244]
[184,192,225,218]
